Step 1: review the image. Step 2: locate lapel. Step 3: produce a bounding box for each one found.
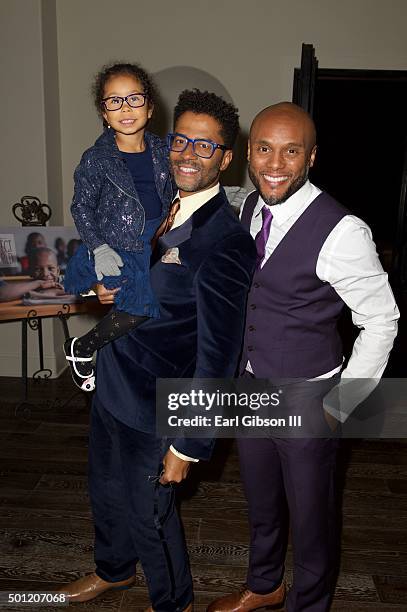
[153,191,226,261]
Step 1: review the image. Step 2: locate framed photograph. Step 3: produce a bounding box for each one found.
[0,226,84,307]
[0,226,82,277]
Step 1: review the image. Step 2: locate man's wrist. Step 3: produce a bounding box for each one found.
[169,445,199,462]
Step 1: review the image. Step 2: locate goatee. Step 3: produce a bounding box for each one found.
[248,166,310,206]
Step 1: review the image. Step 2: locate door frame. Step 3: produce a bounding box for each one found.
[293,53,407,288]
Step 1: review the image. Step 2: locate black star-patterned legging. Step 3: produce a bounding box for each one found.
[74,310,147,359]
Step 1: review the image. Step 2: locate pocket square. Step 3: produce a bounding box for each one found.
[161,247,181,264]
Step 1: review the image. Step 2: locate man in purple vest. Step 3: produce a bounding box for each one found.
[207,103,399,612]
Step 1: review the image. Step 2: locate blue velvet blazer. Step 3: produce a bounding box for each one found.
[95,189,257,460]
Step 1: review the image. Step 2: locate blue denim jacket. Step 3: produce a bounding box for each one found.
[70,129,173,252]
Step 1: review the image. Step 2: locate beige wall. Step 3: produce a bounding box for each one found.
[1,0,407,376]
[57,0,407,212]
[0,0,97,377]
[0,0,53,377]
[0,0,47,226]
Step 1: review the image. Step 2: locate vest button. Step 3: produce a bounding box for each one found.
[248,346,254,351]
[250,304,256,310]
[248,325,255,331]
[253,282,260,288]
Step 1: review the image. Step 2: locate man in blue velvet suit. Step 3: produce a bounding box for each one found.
[58,90,256,611]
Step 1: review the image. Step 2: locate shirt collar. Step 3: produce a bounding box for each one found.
[254,180,314,225]
[174,183,220,222]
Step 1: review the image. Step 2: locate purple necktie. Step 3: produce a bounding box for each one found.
[255,205,273,269]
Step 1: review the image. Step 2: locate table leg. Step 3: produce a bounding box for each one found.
[60,315,70,340]
[21,319,28,402]
[15,319,31,418]
[37,318,44,371]
[30,312,51,380]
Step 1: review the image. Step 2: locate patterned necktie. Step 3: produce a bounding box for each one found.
[151,198,181,249]
[255,205,273,269]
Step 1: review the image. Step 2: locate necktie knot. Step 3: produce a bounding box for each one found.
[255,205,273,269]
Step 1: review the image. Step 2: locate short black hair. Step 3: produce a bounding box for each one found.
[173,89,239,149]
[92,62,157,126]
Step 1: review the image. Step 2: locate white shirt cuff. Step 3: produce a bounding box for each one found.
[169,445,199,462]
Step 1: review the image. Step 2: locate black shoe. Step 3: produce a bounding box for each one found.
[64,337,95,392]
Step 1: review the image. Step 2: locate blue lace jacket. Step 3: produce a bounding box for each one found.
[70,129,173,253]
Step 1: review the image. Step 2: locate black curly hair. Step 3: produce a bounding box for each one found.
[173,89,239,149]
[92,62,157,126]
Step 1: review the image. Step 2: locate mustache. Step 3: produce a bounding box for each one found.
[171,160,201,171]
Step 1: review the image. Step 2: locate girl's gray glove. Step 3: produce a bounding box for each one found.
[93,244,123,280]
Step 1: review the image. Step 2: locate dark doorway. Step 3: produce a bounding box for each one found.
[311,70,407,275]
[293,45,407,286]
[293,48,407,374]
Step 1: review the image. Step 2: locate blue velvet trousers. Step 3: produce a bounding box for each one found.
[88,397,193,611]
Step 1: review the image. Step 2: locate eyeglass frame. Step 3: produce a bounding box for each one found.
[102,93,148,111]
[167,132,229,159]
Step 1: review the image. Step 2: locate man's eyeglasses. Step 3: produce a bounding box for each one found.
[102,93,147,111]
[167,133,228,159]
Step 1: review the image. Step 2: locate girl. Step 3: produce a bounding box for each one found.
[64,62,172,391]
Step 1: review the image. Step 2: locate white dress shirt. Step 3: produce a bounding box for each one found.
[171,184,220,229]
[243,180,399,381]
[169,183,221,463]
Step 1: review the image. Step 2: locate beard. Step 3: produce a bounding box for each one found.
[248,165,310,206]
[171,159,222,194]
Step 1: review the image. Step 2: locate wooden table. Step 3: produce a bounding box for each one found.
[0,298,108,322]
[0,298,109,407]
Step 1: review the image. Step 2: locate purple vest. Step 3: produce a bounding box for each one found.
[240,190,348,378]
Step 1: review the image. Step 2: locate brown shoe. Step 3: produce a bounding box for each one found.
[56,572,135,603]
[145,604,193,612]
[206,582,285,612]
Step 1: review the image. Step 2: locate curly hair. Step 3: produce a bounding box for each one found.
[92,62,157,125]
[173,89,240,149]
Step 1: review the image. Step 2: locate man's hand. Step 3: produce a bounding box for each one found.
[159,449,191,485]
[324,408,340,432]
[93,283,120,304]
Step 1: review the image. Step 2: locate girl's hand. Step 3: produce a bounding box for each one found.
[94,283,120,304]
[93,244,123,280]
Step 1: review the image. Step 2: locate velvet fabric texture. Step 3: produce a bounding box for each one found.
[89,397,193,610]
[95,190,257,459]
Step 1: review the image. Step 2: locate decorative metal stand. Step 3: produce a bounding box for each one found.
[15,304,73,418]
[9,196,92,418]
[12,195,52,226]
[11,194,52,417]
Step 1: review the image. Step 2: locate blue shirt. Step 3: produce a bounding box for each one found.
[121,145,162,220]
